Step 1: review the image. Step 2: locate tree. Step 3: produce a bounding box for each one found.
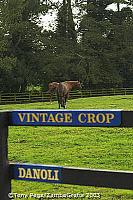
[108,5,133,87]
[56,0,76,41]
[0,0,48,92]
[39,0,79,86]
[77,0,133,88]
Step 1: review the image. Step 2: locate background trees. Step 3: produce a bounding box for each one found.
[0,0,48,92]
[0,0,133,92]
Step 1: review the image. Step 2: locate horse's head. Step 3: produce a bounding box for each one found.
[48,82,59,91]
[76,81,82,89]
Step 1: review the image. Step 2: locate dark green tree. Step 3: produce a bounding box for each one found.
[0,0,48,92]
[39,0,79,87]
[108,5,133,87]
[77,0,133,88]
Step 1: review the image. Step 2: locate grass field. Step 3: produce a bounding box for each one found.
[1,95,133,200]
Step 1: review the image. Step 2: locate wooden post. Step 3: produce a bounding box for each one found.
[124,88,127,95]
[29,93,31,102]
[0,112,11,200]
[14,93,16,102]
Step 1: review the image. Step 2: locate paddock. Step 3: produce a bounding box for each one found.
[0,109,133,200]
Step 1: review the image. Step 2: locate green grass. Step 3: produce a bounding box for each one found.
[1,95,133,200]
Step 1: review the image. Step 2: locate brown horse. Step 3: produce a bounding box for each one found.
[57,82,68,109]
[57,80,81,109]
[64,80,81,92]
[48,82,59,103]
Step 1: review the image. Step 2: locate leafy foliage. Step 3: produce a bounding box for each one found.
[0,0,133,92]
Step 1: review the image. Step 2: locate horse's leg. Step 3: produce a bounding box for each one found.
[62,98,66,109]
[64,93,68,108]
[64,98,66,109]
[59,98,61,109]
[58,97,61,109]
[58,98,60,109]
[67,92,70,99]
[62,101,65,109]
[56,90,60,109]
[49,92,52,104]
